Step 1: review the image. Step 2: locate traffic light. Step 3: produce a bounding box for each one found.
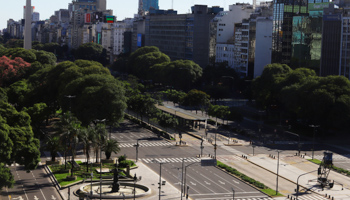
[318,167,321,175]
[329,182,334,188]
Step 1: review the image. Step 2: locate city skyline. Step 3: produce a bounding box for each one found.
[0,0,251,31]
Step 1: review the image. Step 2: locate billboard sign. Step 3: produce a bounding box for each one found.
[85,13,91,24]
[309,2,329,11]
[137,34,142,47]
[104,16,115,23]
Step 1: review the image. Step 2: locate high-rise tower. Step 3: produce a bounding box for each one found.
[24,0,32,50]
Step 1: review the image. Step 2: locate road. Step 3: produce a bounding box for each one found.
[112,120,272,200]
[0,165,60,200]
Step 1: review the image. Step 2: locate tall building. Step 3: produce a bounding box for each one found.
[272,0,329,68]
[144,5,223,67]
[32,12,40,22]
[320,3,350,78]
[143,0,159,12]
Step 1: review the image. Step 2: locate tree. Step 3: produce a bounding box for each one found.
[78,126,95,172]
[44,136,62,162]
[31,50,57,65]
[127,93,156,121]
[0,102,41,190]
[103,139,120,160]
[182,89,210,113]
[23,103,50,138]
[61,74,127,126]
[132,51,170,79]
[208,105,230,126]
[162,89,186,105]
[252,63,292,109]
[1,48,36,63]
[151,60,203,91]
[0,56,31,87]
[75,43,105,63]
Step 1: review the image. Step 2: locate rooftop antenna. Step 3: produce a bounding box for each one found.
[138,0,144,16]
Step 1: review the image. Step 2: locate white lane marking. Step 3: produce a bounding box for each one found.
[33,196,39,200]
[22,186,29,200]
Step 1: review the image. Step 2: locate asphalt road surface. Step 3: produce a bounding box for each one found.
[1,165,60,200]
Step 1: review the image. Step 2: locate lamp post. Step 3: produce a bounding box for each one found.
[181,158,186,200]
[214,130,217,159]
[134,140,140,162]
[157,162,168,200]
[296,170,317,199]
[133,173,137,200]
[276,150,283,195]
[231,188,235,200]
[95,119,106,200]
[200,139,204,157]
[309,125,319,160]
[252,145,256,156]
[184,162,200,197]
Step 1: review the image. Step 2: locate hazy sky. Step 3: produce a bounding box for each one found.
[0,0,251,30]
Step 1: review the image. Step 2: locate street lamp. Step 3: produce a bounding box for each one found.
[184,162,200,197]
[231,187,235,200]
[133,173,137,200]
[200,139,204,157]
[134,140,140,162]
[252,144,256,156]
[276,150,283,195]
[156,161,168,200]
[296,170,317,199]
[181,158,186,200]
[309,125,319,160]
[95,118,106,200]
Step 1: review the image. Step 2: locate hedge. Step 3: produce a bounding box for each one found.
[217,161,267,189]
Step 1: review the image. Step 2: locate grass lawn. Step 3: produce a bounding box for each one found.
[261,188,283,197]
[49,160,134,187]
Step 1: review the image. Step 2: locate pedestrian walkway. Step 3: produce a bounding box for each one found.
[286,194,332,200]
[274,141,313,145]
[247,155,350,199]
[220,145,247,156]
[140,157,201,163]
[216,155,247,161]
[119,141,173,148]
[313,154,350,160]
[195,198,274,200]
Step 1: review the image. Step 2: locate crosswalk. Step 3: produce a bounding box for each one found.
[140,157,201,163]
[288,195,331,200]
[221,145,246,156]
[119,141,173,148]
[313,154,350,160]
[274,141,313,145]
[216,155,247,161]
[197,198,273,200]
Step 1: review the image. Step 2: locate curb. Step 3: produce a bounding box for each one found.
[44,164,66,200]
[246,157,325,198]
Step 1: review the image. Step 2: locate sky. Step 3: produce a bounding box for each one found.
[0,0,251,30]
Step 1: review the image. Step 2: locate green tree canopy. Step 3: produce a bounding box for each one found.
[61,74,127,126]
[75,43,105,63]
[151,60,203,91]
[0,102,41,190]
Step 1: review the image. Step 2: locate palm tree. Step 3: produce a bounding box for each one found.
[102,139,120,160]
[44,136,62,162]
[90,123,107,163]
[78,126,96,172]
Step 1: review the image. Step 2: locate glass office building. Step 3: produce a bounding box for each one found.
[272,0,329,69]
[143,0,159,11]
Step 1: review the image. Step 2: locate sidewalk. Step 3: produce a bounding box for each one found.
[247,154,350,199]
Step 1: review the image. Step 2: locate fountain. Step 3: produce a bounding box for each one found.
[79,163,151,199]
